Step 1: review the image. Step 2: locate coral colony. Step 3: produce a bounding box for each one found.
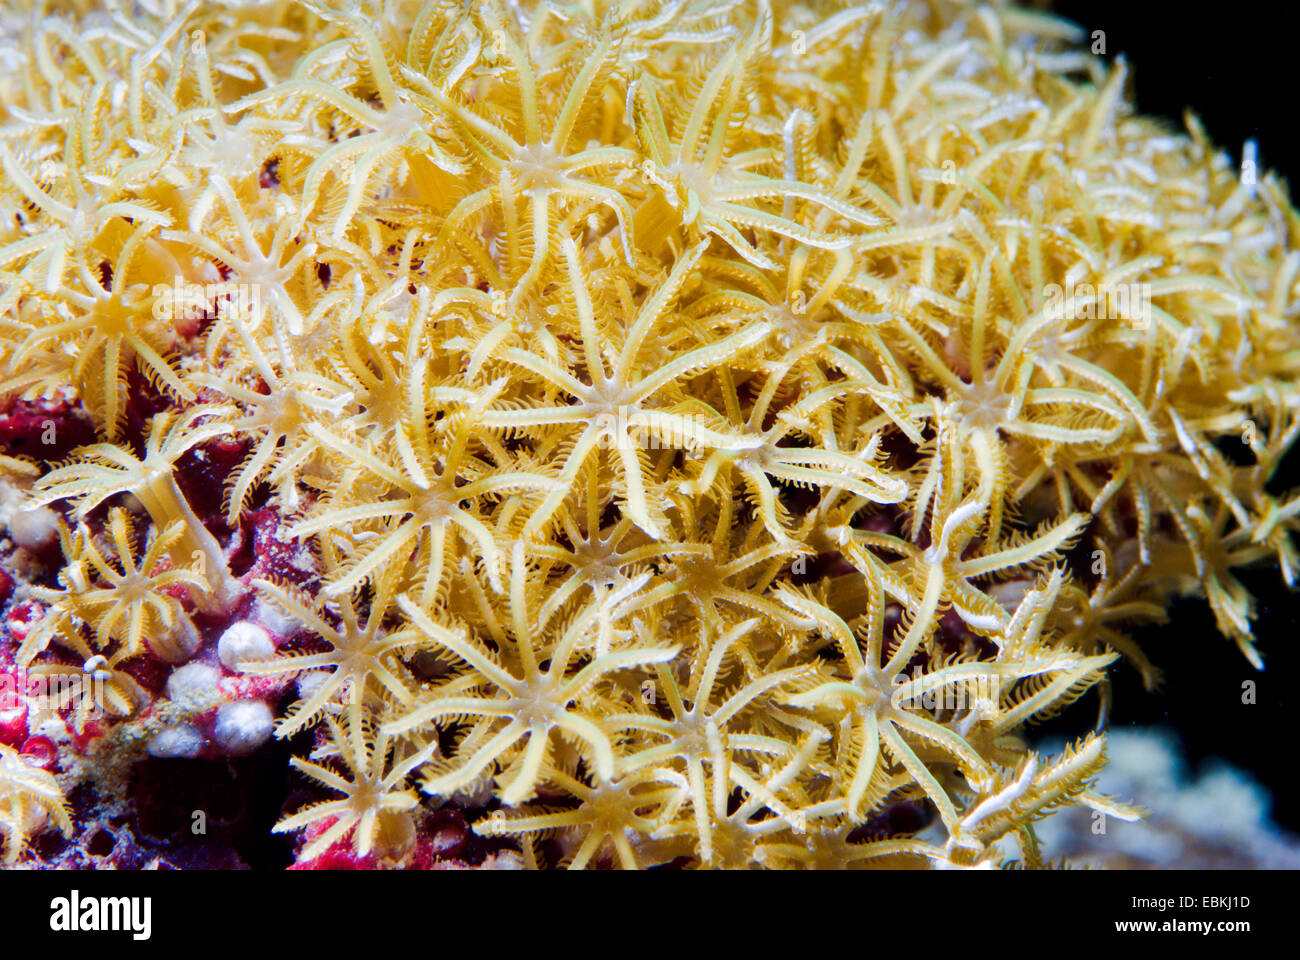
[0,0,1296,871]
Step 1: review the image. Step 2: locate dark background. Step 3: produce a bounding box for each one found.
[1030,0,1300,832]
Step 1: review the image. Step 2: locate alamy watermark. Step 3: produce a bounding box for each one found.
[1,667,110,719]
[591,408,717,457]
[150,276,263,324]
[1043,281,1152,328]
[890,668,1001,712]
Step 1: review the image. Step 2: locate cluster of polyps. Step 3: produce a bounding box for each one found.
[0,0,1296,869]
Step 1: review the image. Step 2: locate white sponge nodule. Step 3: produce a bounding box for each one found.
[217,621,275,672]
[212,700,274,756]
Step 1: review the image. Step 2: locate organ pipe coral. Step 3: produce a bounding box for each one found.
[0,0,1297,871]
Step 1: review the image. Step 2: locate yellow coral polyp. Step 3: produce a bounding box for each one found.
[0,744,72,864]
[0,0,1297,869]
